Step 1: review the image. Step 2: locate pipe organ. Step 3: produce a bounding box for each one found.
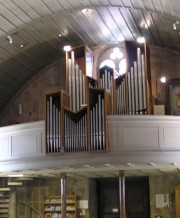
[45,42,151,154]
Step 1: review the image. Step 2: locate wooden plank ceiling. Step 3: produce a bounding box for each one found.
[0,0,179,118]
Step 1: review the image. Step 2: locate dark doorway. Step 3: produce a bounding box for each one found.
[96,177,150,218]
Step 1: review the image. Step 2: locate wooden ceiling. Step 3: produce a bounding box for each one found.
[0,0,180,117]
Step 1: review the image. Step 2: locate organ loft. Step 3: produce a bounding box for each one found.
[45,42,151,155]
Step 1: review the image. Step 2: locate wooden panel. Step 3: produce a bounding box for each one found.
[0,136,11,159]
[12,132,37,156]
[108,7,134,41]
[12,0,41,19]
[0,0,32,24]
[162,127,180,148]
[123,126,159,149]
[40,0,64,12]
[71,10,105,44]
[97,7,124,42]
[83,8,117,43]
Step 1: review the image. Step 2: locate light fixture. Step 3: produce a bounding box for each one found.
[20,44,24,48]
[160,76,166,83]
[137,36,145,44]
[63,45,71,52]
[7,35,12,44]
[81,8,93,14]
[58,34,62,37]
[8,174,23,177]
[173,21,180,30]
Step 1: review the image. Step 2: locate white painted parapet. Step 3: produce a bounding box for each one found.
[1,115,180,163]
[0,121,45,160]
[107,115,180,151]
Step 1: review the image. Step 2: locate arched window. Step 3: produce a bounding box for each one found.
[99,46,126,79]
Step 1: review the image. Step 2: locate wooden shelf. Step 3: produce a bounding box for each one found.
[44,196,77,218]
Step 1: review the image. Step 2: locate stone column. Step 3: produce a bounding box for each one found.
[60,172,66,218]
[119,170,126,218]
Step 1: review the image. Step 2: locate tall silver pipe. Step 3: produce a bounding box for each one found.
[79,70,83,108]
[141,54,147,110]
[95,103,98,150]
[84,113,87,151]
[130,67,135,114]
[93,106,96,150]
[75,64,80,111]
[53,104,56,152]
[127,72,132,114]
[71,51,76,112]
[56,107,59,152]
[46,101,50,153]
[82,73,85,105]
[98,95,102,150]
[134,61,139,113]
[68,59,72,110]
[102,98,105,150]
[58,110,61,150]
[49,96,53,152]
[137,48,143,112]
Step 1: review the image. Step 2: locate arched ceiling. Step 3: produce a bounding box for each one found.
[0,0,180,118]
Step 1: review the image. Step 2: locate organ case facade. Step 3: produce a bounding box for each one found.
[45,43,151,154]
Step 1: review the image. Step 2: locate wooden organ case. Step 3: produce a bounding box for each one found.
[45,43,152,154]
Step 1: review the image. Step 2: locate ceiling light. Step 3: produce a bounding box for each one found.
[126,163,134,167]
[8,174,23,177]
[137,36,145,44]
[7,35,12,44]
[58,34,62,37]
[20,44,24,48]
[81,8,93,14]
[173,23,177,30]
[149,163,156,166]
[63,45,71,52]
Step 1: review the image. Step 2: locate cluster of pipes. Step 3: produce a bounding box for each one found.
[99,69,114,114]
[90,94,105,151]
[64,112,88,152]
[46,46,147,153]
[68,51,86,112]
[116,47,147,114]
[46,96,61,153]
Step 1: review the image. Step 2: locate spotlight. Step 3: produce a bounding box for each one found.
[137,36,145,44]
[63,45,71,52]
[7,35,12,44]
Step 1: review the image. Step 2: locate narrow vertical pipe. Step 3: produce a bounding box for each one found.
[137,48,143,112]
[127,73,132,114]
[130,67,135,114]
[53,104,56,152]
[46,100,49,153]
[141,54,147,111]
[102,98,105,150]
[79,70,83,108]
[49,96,53,152]
[119,170,126,218]
[60,172,66,218]
[134,61,139,113]
[76,64,80,111]
[98,94,102,150]
[68,59,72,110]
